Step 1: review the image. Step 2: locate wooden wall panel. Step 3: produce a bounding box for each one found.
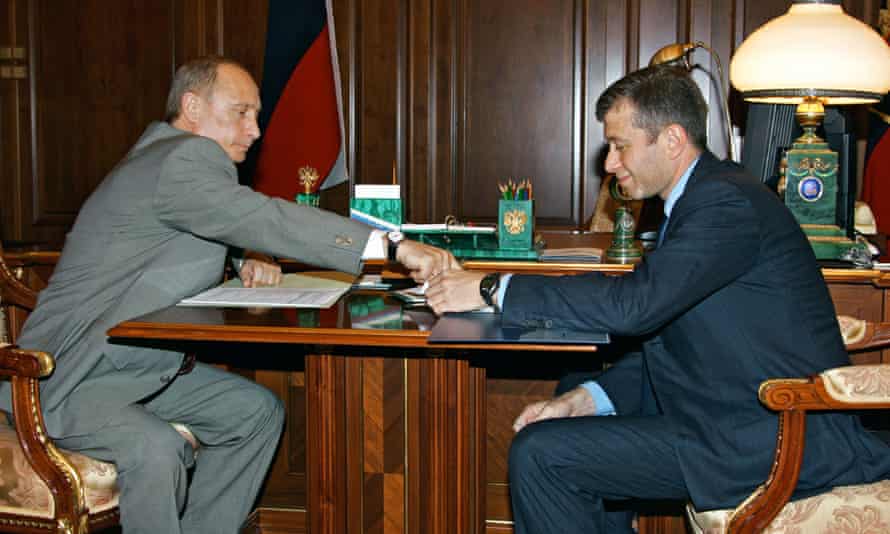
[0,0,24,240]
[11,1,174,246]
[461,0,577,227]
[357,0,403,188]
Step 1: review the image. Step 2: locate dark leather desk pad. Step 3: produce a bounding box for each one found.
[428,312,609,345]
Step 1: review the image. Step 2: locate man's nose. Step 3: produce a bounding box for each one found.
[604,149,620,173]
[247,119,261,140]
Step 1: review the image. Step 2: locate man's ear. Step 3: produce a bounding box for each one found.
[181,91,202,124]
[662,124,689,159]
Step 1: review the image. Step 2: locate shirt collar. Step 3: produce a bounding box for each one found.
[663,156,700,218]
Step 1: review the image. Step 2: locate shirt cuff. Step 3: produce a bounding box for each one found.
[362,230,386,260]
[496,273,512,309]
[580,381,617,416]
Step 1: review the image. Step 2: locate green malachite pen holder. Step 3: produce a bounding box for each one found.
[498,199,534,250]
[296,193,320,207]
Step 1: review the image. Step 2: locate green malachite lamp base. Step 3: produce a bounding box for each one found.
[781,104,859,262]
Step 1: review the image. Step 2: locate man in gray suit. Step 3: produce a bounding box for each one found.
[2,56,457,534]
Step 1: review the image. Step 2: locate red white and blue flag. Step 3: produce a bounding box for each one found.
[250,0,347,198]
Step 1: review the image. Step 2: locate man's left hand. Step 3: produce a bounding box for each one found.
[239,259,282,287]
[512,386,596,433]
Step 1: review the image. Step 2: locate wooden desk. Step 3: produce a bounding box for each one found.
[98,248,890,534]
[108,293,599,534]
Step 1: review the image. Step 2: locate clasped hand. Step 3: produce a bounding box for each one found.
[239,259,283,288]
[512,386,597,433]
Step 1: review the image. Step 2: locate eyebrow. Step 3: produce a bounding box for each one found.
[231,102,261,112]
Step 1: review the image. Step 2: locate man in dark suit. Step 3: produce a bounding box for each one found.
[425,65,890,533]
[2,56,457,534]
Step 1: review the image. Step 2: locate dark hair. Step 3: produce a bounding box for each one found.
[164,56,245,122]
[595,65,708,149]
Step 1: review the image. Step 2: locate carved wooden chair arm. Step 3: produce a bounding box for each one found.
[0,255,38,311]
[0,344,88,529]
[0,345,54,379]
[727,366,890,533]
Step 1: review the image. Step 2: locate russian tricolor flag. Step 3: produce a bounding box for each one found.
[250,0,347,198]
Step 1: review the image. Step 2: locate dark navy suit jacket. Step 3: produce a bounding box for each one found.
[502,151,890,510]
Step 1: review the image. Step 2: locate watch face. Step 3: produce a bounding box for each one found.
[388,231,405,243]
[480,273,499,304]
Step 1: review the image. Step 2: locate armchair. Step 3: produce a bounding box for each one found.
[0,246,196,533]
[687,315,890,533]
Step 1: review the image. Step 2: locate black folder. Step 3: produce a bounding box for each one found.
[428,312,609,345]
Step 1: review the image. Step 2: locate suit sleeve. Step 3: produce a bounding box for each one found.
[152,137,372,274]
[502,178,760,336]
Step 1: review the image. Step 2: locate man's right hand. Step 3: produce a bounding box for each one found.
[512,386,597,432]
[395,240,461,283]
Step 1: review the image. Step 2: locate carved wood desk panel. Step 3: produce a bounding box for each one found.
[108,293,598,534]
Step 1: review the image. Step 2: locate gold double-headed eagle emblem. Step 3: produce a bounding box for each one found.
[502,209,528,235]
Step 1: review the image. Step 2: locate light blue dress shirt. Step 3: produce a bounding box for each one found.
[497,157,700,415]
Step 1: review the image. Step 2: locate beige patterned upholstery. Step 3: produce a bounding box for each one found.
[838,315,867,346]
[0,420,198,521]
[0,425,118,519]
[0,298,7,346]
[823,365,890,403]
[688,479,890,534]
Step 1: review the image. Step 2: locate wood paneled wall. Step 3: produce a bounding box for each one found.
[4,0,884,246]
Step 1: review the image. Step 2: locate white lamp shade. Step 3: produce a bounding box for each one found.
[730,2,890,104]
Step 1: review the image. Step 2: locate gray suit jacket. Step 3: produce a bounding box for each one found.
[2,122,373,438]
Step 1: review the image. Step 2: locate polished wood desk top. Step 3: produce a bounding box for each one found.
[108,291,599,352]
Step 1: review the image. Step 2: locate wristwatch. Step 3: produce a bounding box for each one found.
[479,272,500,307]
[386,231,405,262]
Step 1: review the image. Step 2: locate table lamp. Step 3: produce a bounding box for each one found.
[730,0,890,261]
[650,41,736,161]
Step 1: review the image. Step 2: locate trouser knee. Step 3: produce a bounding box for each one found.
[237,384,285,437]
[508,423,551,480]
[117,426,193,484]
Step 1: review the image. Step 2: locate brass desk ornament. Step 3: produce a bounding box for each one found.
[296,166,321,207]
[605,176,643,263]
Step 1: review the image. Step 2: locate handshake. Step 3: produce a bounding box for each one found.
[392,238,496,315]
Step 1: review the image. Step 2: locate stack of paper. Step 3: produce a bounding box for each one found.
[354,184,401,199]
[178,272,355,309]
[538,247,603,263]
[400,223,495,234]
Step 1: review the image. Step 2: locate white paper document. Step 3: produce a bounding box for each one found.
[179,286,349,308]
[178,272,354,309]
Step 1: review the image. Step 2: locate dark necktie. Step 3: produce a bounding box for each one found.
[656,216,670,248]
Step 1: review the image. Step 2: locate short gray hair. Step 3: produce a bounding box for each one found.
[164,56,245,122]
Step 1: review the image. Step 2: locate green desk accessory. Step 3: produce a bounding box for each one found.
[605,176,643,263]
[349,184,403,231]
[779,101,867,261]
